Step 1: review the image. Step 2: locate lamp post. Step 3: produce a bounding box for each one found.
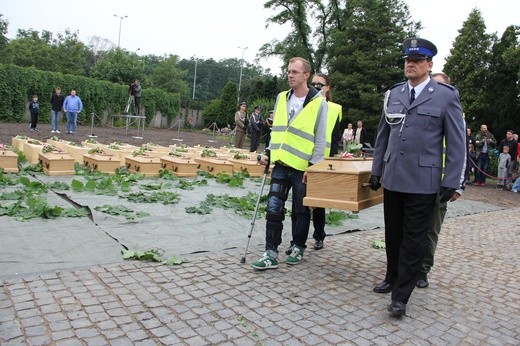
[192,58,198,99]
[237,46,248,104]
[113,14,128,48]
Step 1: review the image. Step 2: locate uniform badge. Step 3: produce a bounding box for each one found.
[411,39,418,48]
[428,87,434,93]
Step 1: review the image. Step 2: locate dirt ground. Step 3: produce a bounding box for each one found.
[2,122,517,209]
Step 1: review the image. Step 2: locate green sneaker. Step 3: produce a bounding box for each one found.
[250,252,279,270]
[286,246,304,265]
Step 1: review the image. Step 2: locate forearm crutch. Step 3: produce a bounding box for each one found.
[240,156,270,264]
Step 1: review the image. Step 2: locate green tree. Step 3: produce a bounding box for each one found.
[484,25,520,137]
[4,29,54,70]
[260,0,325,71]
[328,0,420,137]
[444,8,494,127]
[202,82,238,127]
[148,54,188,96]
[52,30,91,75]
[90,48,143,85]
[0,14,9,62]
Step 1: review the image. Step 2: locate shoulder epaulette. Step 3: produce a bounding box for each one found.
[436,81,458,92]
[389,81,406,90]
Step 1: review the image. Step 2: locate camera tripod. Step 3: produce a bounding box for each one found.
[124,94,135,114]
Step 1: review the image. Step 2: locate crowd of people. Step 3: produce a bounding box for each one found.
[466,126,519,191]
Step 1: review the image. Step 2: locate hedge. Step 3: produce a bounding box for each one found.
[0,64,180,126]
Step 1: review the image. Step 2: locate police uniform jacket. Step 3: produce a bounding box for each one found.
[371,78,466,194]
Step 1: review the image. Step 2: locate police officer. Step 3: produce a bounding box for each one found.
[369,38,466,317]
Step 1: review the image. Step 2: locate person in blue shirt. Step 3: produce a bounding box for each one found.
[63,89,83,134]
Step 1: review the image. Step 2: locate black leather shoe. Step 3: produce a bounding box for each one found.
[388,300,406,317]
[373,281,393,294]
[416,273,429,288]
[314,240,324,250]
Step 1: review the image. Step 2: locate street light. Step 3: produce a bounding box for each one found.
[113,14,128,48]
[237,46,248,104]
[192,58,199,99]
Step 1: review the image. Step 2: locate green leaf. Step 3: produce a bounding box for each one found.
[71,179,85,191]
[372,239,386,249]
[162,254,189,265]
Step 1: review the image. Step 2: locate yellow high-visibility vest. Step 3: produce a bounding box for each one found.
[324,101,342,157]
[270,91,324,170]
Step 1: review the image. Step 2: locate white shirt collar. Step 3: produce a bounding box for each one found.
[408,77,430,99]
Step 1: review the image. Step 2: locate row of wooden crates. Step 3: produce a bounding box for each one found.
[4,136,383,212]
[6,136,266,178]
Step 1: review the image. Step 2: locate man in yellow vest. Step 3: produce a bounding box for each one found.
[251,57,328,270]
[285,72,342,253]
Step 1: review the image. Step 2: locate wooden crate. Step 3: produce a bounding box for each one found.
[181,150,202,159]
[303,157,383,212]
[194,157,233,174]
[160,156,198,177]
[104,147,135,166]
[83,153,120,174]
[0,149,19,173]
[39,152,75,176]
[125,155,162,177]
[11,137,30,151]
[46,138,68,152]
[81,140,107,150]
[227,158,265,177]
[23,141,45,164]
[64,144,91,164]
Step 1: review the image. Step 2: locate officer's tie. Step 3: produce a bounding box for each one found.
[410,88,415,104]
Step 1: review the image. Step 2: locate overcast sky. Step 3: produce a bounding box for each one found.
[2,0,518,73]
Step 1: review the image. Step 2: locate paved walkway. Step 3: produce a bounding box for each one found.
[1,207,520,345]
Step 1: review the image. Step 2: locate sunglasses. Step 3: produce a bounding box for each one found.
[311,82,326,90]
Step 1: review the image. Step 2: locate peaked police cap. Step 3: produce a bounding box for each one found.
[403,38,437,59]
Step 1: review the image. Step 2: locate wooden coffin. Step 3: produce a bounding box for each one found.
[104,147,137,166]
[81,140,107,150]
[303,158,383,212]
[64,143,90,164]
[125,155,162,177]
[11,136,30,151]
[46,138,69,152]
[160,156,198,177]
[39,152,75,176]
[23,141,45,164]
[194,157,233,174]
[0,149,19,173]
[227,158,265,177]
[83,153,120,174]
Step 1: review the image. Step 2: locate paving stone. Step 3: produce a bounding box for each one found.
[48,320,72,332]
[0,320,23,340]
[75,328,100,338]
[26,335,51,346]
[51,329,75,341]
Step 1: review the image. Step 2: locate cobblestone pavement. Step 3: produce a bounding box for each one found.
[1,208,520,345]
